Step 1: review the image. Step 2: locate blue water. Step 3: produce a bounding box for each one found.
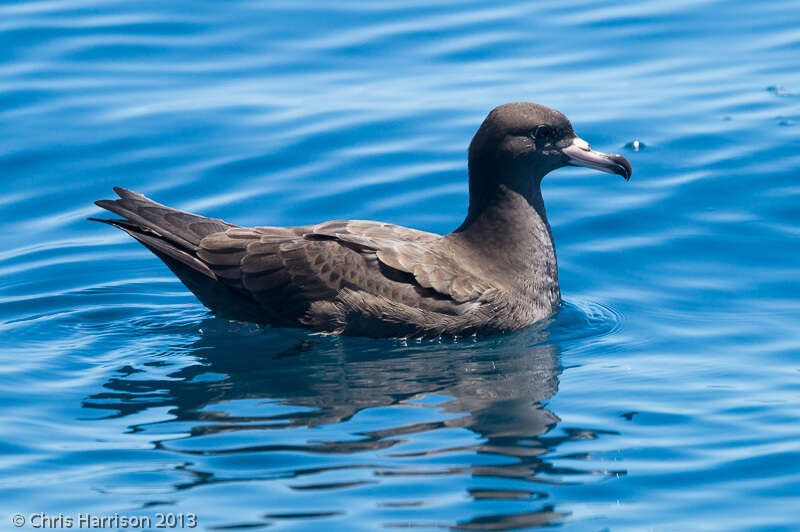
[2,0,800,530]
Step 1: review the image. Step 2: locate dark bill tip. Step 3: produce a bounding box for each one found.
[607,152,632,181]
[561,139,633,181]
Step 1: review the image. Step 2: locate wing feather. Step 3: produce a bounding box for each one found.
[193,220,492,322]
[312,220,492,303]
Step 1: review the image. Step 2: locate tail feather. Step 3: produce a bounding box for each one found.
[89,217,217,279]
[94,187,233,250]
[91,187,236,278]
[90,188,265,322]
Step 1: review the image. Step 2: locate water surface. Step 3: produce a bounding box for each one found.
[1,0,800,530]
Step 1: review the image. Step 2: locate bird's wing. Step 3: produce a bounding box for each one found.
[312,220,493,303]
[196,227,357,320]
[92,189,496,330]
[197,220,493,317]
[311,220,439,243]
[375,241,493,303]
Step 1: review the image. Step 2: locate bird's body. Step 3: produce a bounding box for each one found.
[92,103,631,338]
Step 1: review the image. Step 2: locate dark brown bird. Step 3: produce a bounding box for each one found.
[91,102,631,337]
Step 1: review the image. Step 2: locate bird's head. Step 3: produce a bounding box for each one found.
[469,102,632,184]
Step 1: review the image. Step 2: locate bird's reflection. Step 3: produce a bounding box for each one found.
[86,317,620,530]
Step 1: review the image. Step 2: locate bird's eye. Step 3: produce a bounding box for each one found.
[534,125,553,139]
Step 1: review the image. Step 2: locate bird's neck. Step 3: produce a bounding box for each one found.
[451,177,560,305]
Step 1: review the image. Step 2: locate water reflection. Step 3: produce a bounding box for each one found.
[85,318,621,530]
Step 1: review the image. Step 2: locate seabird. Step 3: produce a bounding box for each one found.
[91,102,631,337]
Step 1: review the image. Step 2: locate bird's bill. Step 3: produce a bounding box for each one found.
[561,137,632,181]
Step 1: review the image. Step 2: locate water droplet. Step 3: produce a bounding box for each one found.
[767,85,796,97]
[624,139,645,152]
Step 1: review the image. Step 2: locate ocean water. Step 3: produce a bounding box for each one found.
[1,0,799,530]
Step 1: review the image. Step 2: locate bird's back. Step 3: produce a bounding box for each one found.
[92,188,551,337]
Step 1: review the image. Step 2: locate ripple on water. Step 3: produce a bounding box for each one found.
[552,299,624,342]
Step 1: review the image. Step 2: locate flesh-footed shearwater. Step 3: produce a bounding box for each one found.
[91,102,631,338]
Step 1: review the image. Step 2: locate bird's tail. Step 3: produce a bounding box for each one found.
[90,187,233,279]
[90,187,264,322]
